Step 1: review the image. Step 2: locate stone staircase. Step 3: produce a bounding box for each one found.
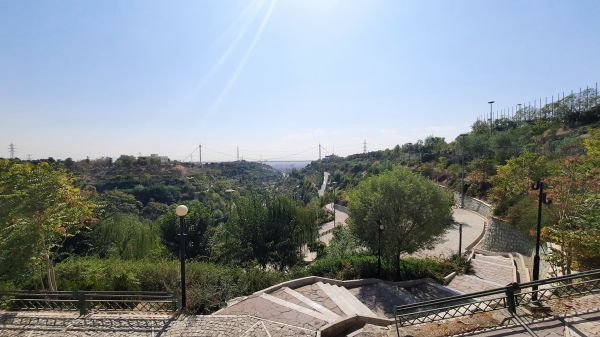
[215,277,458,335]
[448,253,517,294]
[216,281,379,330]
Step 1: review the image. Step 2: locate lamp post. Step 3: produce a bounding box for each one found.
[488,101,495,136]
[457,134,466,257]
[378,223,384,279]
[531,181,551,302]
[176,204,189,310]
[330,181,337,224]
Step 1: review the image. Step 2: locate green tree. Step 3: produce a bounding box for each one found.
[92,213,164,259]
[220,194,317,269]
[348,167,453,275]
[158,200,214,259]
[489,152,550,215]
[0,160,95,290]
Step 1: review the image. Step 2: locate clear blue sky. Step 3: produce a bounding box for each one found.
[1,0,599,161]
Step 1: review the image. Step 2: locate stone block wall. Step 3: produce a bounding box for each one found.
[453,191,534,255]
[453,192,493,218]
[480,217,534,255]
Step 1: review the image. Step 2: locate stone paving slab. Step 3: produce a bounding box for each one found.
[0,312,318,337]
[214,295,326,330]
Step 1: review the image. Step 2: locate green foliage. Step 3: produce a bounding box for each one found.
[348,166,453,273]
[0,160,96,290]
[28,257,288,314]
[215,194,317,269]
[490,152,550,215]
[325,226,363,258]
[306,255,467,283]
[97,190,142,215]
[92,213,165,259]
[158,200,214,259]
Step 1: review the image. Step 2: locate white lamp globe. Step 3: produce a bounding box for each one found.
[175,205,189,217]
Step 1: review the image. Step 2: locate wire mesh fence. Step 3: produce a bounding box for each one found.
[0,290,177,315]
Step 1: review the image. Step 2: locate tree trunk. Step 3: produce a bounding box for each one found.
[46,254,56,291]
[395,251,401,279]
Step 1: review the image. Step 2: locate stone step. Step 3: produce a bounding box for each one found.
[295,283,345,317]
[473,254,513,267]
[317,282,357,316]
[471,259,514,285]
[281,287,340,322]
[334,285,376,316]
[260,293,333,323]
[447,274,503,294]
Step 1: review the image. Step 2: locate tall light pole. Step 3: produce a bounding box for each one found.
[378,223,384,279]
[176,204,189,310]
[330,181,337,223]
[458,134,465,257]
[531,181,551,301]
[488,101,495,136]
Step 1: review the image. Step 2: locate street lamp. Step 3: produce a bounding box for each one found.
[531,181,551,302]
[458,134,466,257]
[488,101,495,136]
[330,181,337,223]
[176,204,189,310]
[378,223,384,279]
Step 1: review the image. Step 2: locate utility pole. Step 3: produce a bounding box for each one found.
[8,143,15,159]
[363,140,367,154]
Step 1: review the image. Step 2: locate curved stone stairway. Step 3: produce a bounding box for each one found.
[214,277,458,336]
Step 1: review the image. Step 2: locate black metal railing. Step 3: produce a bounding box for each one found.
[0,290,177,315]
[394,268,600,334]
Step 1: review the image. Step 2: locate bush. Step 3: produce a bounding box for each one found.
[24,257,289,314]
[306,255,468,283]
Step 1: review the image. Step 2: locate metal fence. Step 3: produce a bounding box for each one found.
[0,290,177,315]
[476,82,599,127]
[394,269,600,336]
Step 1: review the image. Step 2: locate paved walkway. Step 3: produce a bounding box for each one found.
[410,208,486,258]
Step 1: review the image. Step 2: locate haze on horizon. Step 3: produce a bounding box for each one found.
[1,0,599,161]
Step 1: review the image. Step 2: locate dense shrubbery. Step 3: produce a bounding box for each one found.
[306,255,469,283]
[12,255,467,313]
[26,257,288,314]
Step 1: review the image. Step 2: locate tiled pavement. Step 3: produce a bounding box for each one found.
[0,312,317,337]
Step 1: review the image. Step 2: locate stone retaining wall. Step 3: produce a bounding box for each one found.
[452,192,534,255]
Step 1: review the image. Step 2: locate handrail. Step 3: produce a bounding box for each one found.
[394,268,600,334]
[396,268,600,314]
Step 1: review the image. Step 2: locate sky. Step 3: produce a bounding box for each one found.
[1,0,599,161]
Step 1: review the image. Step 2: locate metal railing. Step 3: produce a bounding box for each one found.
[0,290,177,315]
[394,269,600,335]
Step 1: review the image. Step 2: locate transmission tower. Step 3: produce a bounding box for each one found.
[318,143,321,160]
[8,143,15,159]
[236,146,239,161]
[199,144,202,165]
[363,140,367,154]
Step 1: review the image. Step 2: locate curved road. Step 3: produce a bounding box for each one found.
[304,206,486,261]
